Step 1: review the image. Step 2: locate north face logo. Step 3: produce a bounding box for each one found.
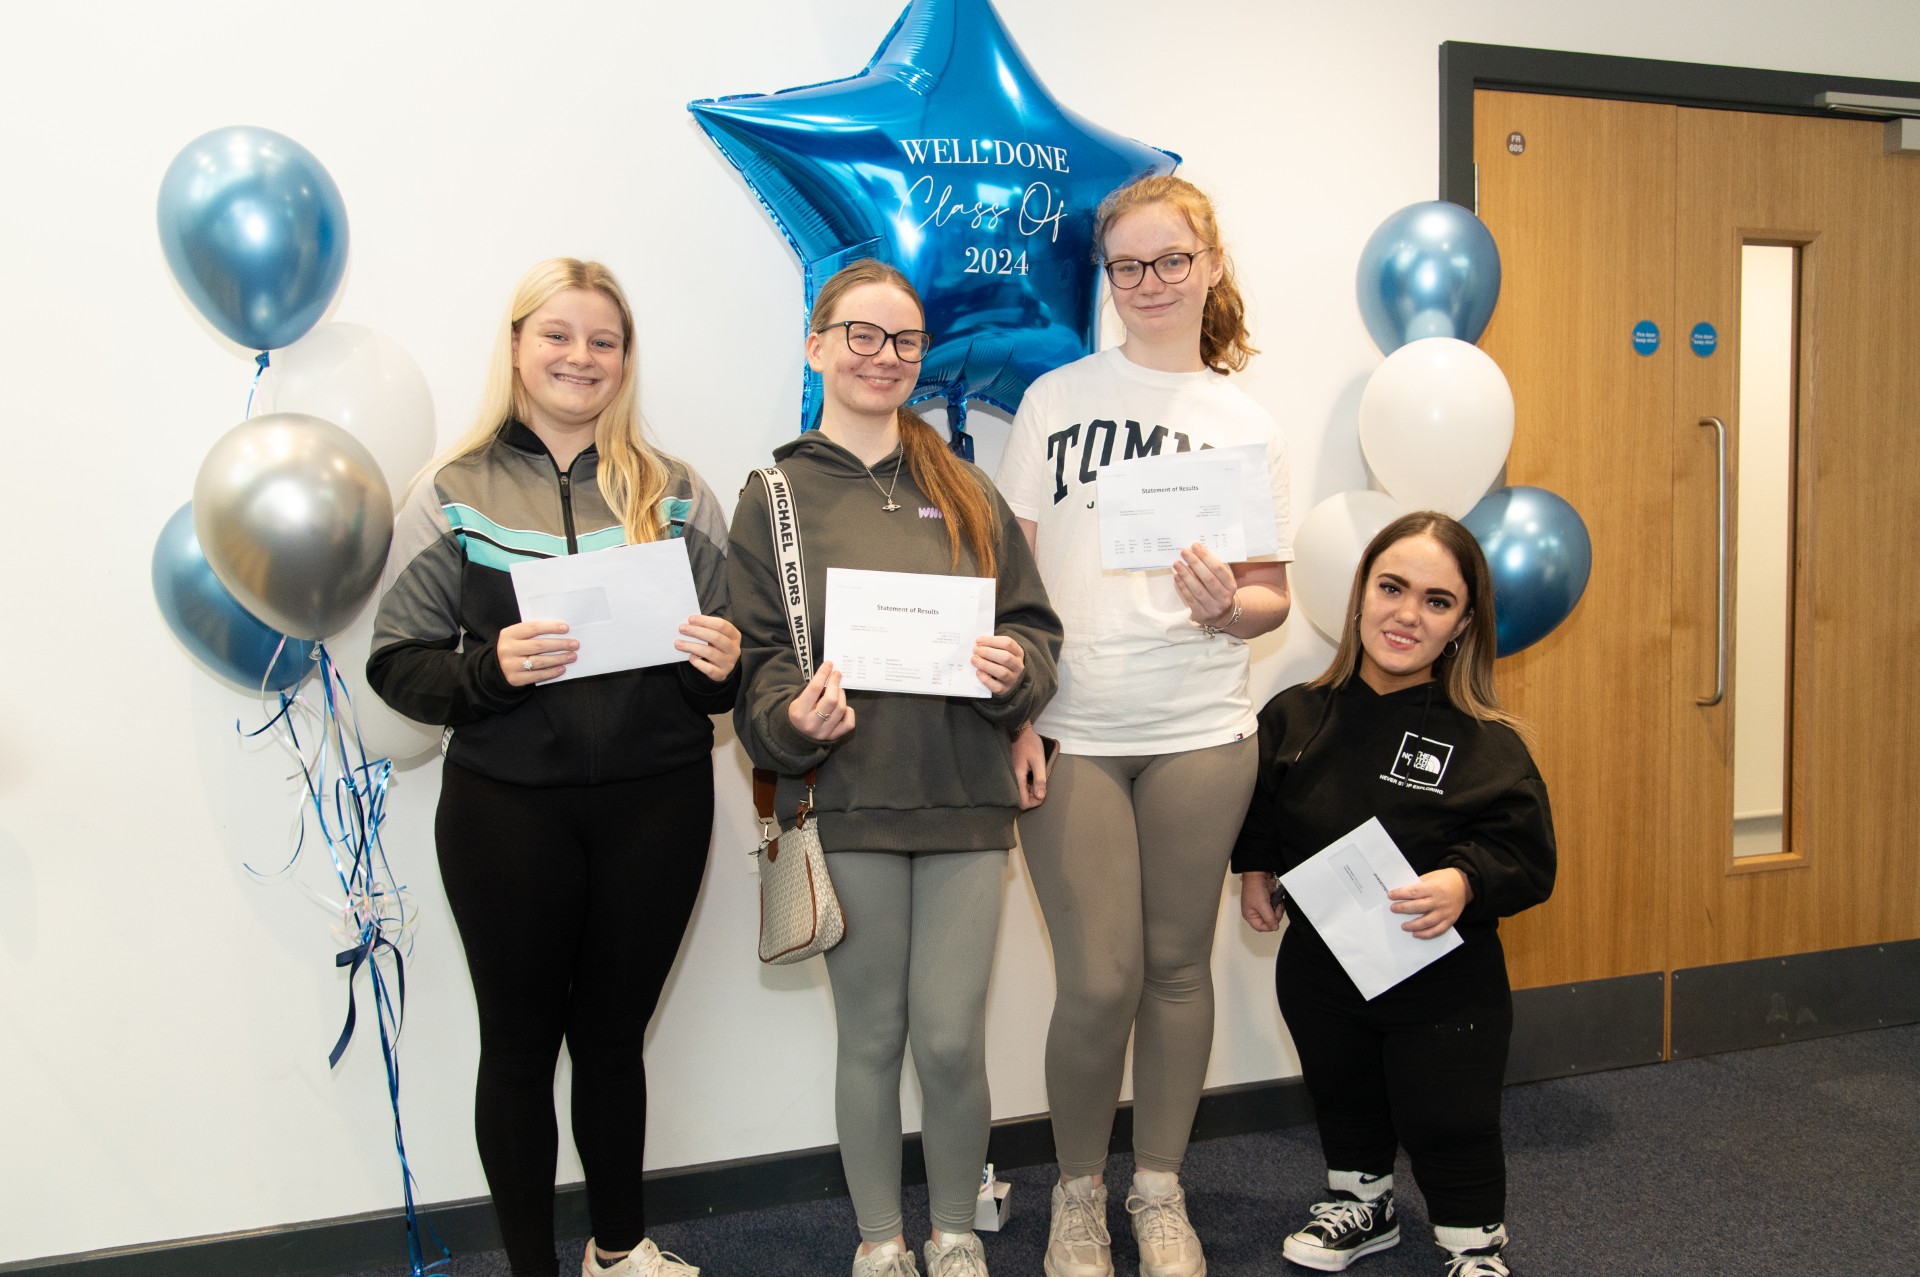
[1390,733,1453,787]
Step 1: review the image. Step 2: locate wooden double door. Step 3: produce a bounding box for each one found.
[1471,90,1920,1031]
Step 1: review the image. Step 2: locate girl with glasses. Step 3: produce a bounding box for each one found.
[367,258,739,1277]
[994,175,1294,1277]
[727,259,1063,1277]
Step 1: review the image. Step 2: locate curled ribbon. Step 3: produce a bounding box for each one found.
[239,640,449,1275]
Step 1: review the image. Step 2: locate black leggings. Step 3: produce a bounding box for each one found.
[436,759,713,1277]
[1277,929,1513,1227]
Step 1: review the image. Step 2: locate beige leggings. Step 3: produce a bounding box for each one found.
[1018,737,1258,1177]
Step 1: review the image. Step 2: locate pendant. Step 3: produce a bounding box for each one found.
[882,499,901,512]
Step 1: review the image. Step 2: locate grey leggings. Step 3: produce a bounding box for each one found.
[822,848,1007,1242]
[1019,738,1258,1177]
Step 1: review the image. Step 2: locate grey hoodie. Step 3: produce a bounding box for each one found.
[727,432,1062,852]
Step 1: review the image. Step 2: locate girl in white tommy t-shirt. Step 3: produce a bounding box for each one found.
[994,175,1293,1277]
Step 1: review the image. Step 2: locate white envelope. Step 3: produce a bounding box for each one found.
[824,567,996,698]
[1279,816,1462,1000]
[1096,443,1279,571]
[508,539,703,682]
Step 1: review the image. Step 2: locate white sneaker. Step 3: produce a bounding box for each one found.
[922,1230,989,1277]
[853,1240,923,1277]
[1045,1176,1113,1277]
[1125,1174,1205,1277]
[581,1237,700,1276]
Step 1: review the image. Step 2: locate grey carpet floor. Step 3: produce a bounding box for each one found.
[339,1023,1920,1277]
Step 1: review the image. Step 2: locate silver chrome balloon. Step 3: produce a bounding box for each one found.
[193,413,394,640]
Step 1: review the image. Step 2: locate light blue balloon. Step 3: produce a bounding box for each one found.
[1463,486,1593,657]
[152,502,314,690]
[1356,201,1501,356]
[156,126,349,351]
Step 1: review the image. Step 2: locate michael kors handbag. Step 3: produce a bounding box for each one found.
[751,466,845,964]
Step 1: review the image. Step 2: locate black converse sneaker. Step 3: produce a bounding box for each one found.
[1281,1178,1399,1271]
[1435,1223,1510,1276]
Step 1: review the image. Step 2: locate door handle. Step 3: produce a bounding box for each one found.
[1698,416,1727,707]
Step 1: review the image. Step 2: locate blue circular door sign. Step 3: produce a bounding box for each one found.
[1690,322,1718,357]
[1632,321,1661,356]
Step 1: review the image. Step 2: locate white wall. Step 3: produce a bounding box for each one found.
[1,0,1913,1263]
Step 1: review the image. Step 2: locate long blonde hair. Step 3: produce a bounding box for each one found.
[809,260,998,578]
[1094,175,1258,375]
[1310,512,1527,736]
[438,258,670,543]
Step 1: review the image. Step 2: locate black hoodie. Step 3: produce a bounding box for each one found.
[1231,678,1556,955]
[727,432,1062,853]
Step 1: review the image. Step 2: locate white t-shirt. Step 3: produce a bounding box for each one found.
[997,346,1293,755]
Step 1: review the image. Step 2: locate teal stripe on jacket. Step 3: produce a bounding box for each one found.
[447,498,687,570]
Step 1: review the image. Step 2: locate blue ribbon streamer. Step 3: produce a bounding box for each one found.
[239,642,450,1275]
[245,350,271,418]
[942,395,973,462]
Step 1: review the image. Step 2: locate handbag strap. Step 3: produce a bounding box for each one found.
[754,465,814,682]
[753,767,814,827]
[753,465,818,833]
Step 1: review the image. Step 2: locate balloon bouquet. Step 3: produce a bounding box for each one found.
[1292,201,1593,656]
[150,126,447,1274]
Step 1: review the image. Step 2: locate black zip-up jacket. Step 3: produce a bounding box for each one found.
[367,422,737,787]
[1231,677,1556,953]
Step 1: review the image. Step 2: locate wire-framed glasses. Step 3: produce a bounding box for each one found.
[1103,247,1214,290]
[826,321,933,362]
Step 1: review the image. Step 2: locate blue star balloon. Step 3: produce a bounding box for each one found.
[690,0,1178,456]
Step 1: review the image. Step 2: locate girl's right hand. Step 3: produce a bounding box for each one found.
[497,620,578,686]
[1240,872,1283,932]
[788,660,856,742]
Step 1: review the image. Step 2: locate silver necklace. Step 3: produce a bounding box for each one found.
[865,451,905,512]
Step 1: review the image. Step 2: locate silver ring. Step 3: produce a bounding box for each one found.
[815,707,833,719]
[522,657,534,672]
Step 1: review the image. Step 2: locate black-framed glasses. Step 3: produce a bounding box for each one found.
[825,320,934,363]
[1103,247,1214,290]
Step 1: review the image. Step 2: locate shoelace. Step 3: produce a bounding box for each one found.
[640,1249,700,1276]
[1302,1197,1379,1238]
[1126,1188,1197,1247]
[864,1247,920,1277]
[1443,1253,1510,1277]
[925,1239,986,1277]
[1056,1188,1112,1247]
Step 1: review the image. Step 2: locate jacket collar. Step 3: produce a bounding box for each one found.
[499,418,598,466]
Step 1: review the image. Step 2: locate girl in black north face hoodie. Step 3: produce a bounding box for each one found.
[1233,512,1555,1277]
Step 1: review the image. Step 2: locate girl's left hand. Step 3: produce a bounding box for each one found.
[972,635,1025,696]
[678,614,741,683]
[1388,867,1472,939]
[1172,543,1239,628]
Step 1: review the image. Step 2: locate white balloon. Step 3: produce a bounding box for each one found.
[324,593,445,765]
[268,323,437,505]
[1358,337,1513,517]
[1292,490,1409,642]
